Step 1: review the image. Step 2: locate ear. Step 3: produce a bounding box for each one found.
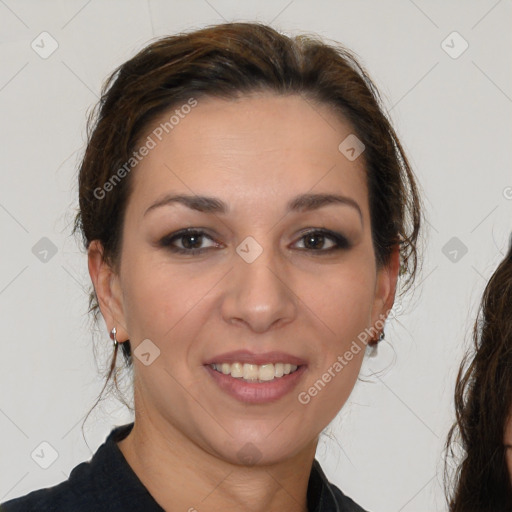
[88,240,129,342]
[371,244,400,328]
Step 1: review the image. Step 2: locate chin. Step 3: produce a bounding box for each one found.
[210,429,309,467]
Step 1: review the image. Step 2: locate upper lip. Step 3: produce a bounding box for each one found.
[204,350,307,366]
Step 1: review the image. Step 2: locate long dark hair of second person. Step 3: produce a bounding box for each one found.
[445,234,512,511]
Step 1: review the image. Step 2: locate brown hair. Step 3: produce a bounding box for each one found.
[73,21,422,416]
[445,235,512,511]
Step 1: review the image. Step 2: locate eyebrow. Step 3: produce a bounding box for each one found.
[143,192,363,222]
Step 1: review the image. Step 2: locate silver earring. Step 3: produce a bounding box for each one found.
[368,330,385,358]
[110,327,118,349]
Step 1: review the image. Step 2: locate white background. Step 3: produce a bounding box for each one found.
[0,1,511,511]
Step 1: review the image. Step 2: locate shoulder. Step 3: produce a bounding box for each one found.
[310,458,370,512]
[330,484,371,512]
[0,423,137,512]
[0,460,100,511]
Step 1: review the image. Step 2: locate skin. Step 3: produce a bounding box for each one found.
[505,417,512,481]
[88,92,400,512]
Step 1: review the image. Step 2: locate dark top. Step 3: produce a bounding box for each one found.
[0,422,369,512]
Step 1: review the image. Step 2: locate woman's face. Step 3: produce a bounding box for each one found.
[92,92,398,465]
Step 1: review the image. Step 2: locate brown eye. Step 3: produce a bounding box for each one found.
[159,227,350,257]
[159,229,219,255]
[294,229,351,253]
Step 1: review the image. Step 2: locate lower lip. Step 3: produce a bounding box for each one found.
[204,365,307,404]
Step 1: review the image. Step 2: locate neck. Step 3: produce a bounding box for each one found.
[117,409,317,512]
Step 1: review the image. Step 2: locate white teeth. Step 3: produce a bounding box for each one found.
[243,364,259,380]
[258,364,275,381]
[210,362,299,381]
[230,362,243,378]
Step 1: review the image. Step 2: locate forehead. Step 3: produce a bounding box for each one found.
[128,92,368,217]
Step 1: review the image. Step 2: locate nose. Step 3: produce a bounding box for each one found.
[221,240,298,333]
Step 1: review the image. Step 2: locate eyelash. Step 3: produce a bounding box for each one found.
[158,227,351,256]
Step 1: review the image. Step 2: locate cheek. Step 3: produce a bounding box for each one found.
[121,263,174,337]
[119,249,226,343]
[296,261,376,392]
[308,262,376,331]
[506,451,512,484]
[118,243,181,338]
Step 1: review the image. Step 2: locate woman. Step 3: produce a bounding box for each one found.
[1,22,421,511]
[445,235,512,511]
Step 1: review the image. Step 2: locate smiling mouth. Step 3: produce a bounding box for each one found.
[209,362,300,383]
